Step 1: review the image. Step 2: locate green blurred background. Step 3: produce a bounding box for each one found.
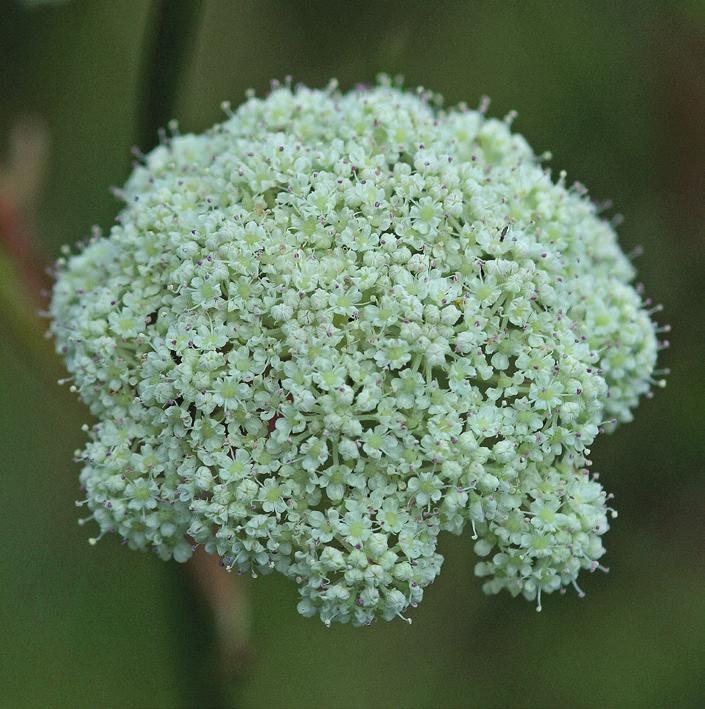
[1,1,704,707]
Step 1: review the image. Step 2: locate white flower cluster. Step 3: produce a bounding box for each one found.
[51,79,661,626]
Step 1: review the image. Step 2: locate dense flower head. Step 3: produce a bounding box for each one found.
[51,78,662,626]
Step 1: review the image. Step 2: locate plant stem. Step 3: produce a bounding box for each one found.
[188,549,253,684]
[138,0,204,152]
[0,119,69,391]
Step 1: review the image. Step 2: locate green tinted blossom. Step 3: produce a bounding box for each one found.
[52,78,662,626]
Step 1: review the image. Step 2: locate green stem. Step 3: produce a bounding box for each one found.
[137,0,204,152]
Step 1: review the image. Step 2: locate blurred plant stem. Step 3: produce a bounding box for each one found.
[189,549,253,681]
[0,118,67,389]
[138,0,254,691]
[138,0,203,152]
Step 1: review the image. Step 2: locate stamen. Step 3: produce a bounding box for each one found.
[397,612,413,625]
[571,579,586,598]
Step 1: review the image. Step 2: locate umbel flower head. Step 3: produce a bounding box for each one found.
[51,78,663,626]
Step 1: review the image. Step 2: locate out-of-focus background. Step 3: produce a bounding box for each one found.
[1,1,704,707]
